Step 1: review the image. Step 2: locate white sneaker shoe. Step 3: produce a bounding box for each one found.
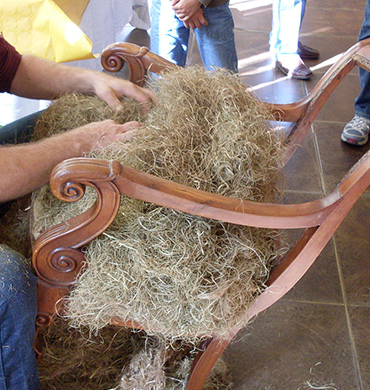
[341,115,370,146]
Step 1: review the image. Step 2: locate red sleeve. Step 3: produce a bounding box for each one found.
[0,35,22,93]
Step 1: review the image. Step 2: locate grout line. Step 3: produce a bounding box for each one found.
[284,189,324,195]
[281,299,345,306]
[282,298,370,308]
[332,234,364,389]
[312,129,328,195]
[300,81,329,195]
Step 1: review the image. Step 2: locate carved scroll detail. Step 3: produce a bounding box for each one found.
[101,43,149,86]
[33,158,122,323]
[101,42,179,86]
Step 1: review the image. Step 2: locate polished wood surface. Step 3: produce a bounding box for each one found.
[32,38,370,389]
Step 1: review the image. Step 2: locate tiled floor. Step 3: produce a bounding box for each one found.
[123,1,370,389]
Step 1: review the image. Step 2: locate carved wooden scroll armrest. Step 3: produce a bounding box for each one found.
[101,42,180,86]
[32,159,122,291]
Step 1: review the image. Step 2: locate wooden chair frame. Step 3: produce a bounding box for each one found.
[32,39,370,389]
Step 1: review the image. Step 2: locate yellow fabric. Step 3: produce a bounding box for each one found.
[53,0,90,25]
[0,0,95,63]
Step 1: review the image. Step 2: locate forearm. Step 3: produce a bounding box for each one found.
[10,55,96,100]
[0,133,86,202]
[0,120,139,203]
[9,55,155,113]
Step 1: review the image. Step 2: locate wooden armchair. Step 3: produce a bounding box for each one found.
[32,39,370,389]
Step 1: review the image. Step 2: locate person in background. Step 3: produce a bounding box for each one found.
[0,34,154,389]
[270,0,319,80]
[150,0,238,73]
[341,0,370,146]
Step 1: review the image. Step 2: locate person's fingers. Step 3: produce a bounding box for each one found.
[175,11,189,20]
[119,84,156,115]
[117,128,136,143]
[189,20,197,29]
[198,14,208,26]
[98,90,124,112]
[119,121,142,133]
[94,78,156,114]
[94,120,141,149]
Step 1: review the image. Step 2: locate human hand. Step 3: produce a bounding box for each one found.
[0,120,142,202]
[69,119,141,154]
[91,74,156,115]
[183,9,208,29]
[172,0,202,21]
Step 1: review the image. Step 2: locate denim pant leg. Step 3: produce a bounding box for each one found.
[194,2,238,72]
[270,0,304,58]
[0,245,39,390]
[0,111,43,145]
[150,0,190,67]
[354,0,370,119]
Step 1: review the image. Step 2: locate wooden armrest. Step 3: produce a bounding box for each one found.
[33,148,370,259]
[101,43,179,87]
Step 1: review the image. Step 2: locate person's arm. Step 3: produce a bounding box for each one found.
[9,55,155,113]
[172,0,208,28]
[0,120,139,203]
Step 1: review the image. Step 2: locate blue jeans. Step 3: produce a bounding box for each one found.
[355,0,370,119]
[150,0,238,72]
[270,0,306,59]
[0,245,39,389]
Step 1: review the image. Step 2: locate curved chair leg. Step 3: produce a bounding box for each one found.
[34,281,68,360]
[186,336,234,390]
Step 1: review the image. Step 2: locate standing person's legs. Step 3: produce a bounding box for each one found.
[0,245,39,390]
[270,0,313,79]
[270,0,302,58]
[194,2,238,72]
[300,0,306,24]
[342,0,370,145]
[150,0,190,67]
[355,0,370,119]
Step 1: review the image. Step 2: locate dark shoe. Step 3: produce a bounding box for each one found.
[297,41,320,60]
[275,56,313,80]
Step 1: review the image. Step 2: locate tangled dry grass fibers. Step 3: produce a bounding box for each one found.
[32,66,286,342]
[38,318,232,390]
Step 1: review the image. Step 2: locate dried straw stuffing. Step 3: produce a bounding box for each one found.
[32,66,286,343]
[38,317,232,390]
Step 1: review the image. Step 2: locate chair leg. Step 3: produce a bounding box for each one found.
[186,336,233,390]
[34,281,68,359]
[35,281,68,328]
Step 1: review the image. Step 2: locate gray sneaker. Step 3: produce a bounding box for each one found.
[341,115,370,146]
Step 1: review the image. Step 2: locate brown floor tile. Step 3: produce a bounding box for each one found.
[309,0,365,10]
[314,121,370,193]
[315,74,362,123]
[336,196,370,306]
[230,3,272,33]
[301,7,363,39]
[349,306,370,388]
[225,301,358,390]
[282,129,322,193]
[282,235,344,305]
